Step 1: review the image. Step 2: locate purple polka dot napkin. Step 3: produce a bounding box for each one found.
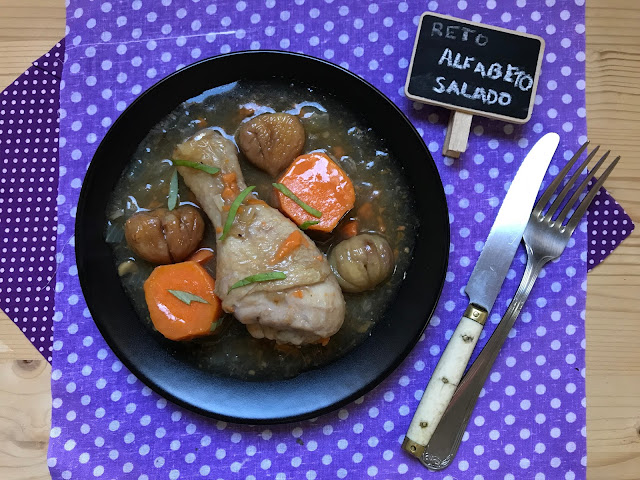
[0,39,64,361]
[48,1,592,478]
[587,184,634,271]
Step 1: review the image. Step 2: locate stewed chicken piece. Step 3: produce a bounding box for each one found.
[173,129,345,345]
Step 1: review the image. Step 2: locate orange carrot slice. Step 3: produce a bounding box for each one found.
[143,261,222,341]
[271,230,307,264]
[276,152,355,232]
[221,172,240,202]
[187,248,214,265]
[341,220,359,238]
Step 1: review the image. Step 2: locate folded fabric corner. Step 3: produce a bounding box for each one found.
[588,185,635,271]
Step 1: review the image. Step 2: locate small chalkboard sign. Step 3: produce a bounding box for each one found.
[405,13,544,157]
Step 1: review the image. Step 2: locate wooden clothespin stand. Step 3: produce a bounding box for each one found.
[442,111,473,158]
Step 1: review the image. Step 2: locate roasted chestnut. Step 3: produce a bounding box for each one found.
[124,205,204,264]
[328,234,394,293]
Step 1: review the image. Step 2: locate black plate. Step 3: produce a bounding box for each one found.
[76,51,449,424]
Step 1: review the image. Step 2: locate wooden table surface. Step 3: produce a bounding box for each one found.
[0,1,638,479]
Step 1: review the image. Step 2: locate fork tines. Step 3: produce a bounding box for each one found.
[533,141,620,233]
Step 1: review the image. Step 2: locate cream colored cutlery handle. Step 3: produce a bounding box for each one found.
[403,311,484,454]
[422,248,545,470]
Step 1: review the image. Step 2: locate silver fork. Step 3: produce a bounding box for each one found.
[421,142,620,470]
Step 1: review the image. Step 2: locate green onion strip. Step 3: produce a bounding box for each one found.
[299,220,321,230]
[172,158,220,175]
[228,272,287,293]
[272,183,322,218]
[168,289,209,305]
[219,186,255,241]
[167,170,179,211]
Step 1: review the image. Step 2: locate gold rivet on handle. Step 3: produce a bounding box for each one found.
[402,437,425,459]
[464,304,488,325]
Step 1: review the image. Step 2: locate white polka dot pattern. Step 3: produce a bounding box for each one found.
[0,41,64,361]
[48,1,590,478]
[587,182,635,271]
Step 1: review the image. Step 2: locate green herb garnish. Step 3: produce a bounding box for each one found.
[168,289,209,305]
[172,158,220,175]
[228,271,287,293]
[168,170,179,211]
[299,220,321,230]
[219,186,255,241]
[272,183,322,218]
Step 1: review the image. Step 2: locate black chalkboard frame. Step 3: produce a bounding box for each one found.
[405,12,545,124]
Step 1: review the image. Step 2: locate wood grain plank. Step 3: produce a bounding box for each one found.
[0,359,51,480]
[585,0,640,477]
[0,0,64,91]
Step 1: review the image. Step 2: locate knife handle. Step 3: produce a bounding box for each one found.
[422,249,544,470]
[402,304,486,458]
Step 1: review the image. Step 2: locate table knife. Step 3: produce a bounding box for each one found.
[402,132,560,461]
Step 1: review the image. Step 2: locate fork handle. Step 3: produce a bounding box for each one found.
[422,247,546,471]
[402,305,486,457]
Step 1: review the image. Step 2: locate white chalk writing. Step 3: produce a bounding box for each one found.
[432,46,536,108]
[433,77,512,106]
[436,48,533,92]
[431,21,489,46]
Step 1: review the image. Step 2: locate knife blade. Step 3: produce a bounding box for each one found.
[402,132,560,460]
